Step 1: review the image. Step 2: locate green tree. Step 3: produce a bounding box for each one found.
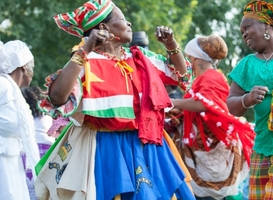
[0,0,255,121]
[0,0,84,87]
[115,0,198,51]
[186,0,254,73]
[0,0,197,87]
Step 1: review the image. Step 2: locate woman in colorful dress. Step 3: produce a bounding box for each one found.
[227,1,273,199]
[171,35,255,200]
[34,0,195,199]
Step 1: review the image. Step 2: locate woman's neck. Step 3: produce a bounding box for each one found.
[96,44,122,59]
[195,61,214,77]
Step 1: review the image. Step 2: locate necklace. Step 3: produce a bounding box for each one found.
[262,52,273,65]
[94,46,127,61]
[93,47,134,93]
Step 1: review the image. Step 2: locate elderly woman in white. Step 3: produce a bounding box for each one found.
[0,40,39,200]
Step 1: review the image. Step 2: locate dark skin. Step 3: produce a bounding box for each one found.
[49,6,188,106]
[227,17,273,116]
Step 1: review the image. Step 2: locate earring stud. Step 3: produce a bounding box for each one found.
[264,30,270,40]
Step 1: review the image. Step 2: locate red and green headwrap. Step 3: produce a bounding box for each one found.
[54,0,115,38]
[243,0,273,25]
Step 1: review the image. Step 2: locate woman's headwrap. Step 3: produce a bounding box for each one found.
[54,0,115,38]
[185,38,215,64]
[0,40,34,74]
[243,0,273,25]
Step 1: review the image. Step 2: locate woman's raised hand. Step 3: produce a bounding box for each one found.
[155,26,175,46]
[82,29,116,53]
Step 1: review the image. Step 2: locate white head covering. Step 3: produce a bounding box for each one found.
[0,40,34,74]
[184,37,214,63]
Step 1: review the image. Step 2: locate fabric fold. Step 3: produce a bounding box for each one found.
[130,46,172,145]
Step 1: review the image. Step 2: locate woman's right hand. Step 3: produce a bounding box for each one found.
[245,85,269,106]
[82,29,115,53]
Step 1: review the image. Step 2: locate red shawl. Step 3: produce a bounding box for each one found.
[183,69,255,166]
[130,46,172,145]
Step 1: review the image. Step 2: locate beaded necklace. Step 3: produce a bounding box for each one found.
[93,47,134,93]
[94,46,126,61]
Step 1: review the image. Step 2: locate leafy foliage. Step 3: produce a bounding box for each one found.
[186,0,253,75]
[0,0,198,87]
[1,0,84,87]
[0,0,253,120]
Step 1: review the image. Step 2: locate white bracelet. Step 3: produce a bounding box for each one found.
[241,93,256,109]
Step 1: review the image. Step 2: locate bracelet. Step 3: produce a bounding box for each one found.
[70,52,86,66]
[241,93,256,109]
[166,45,181,55]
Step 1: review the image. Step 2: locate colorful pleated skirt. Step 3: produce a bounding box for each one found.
[35,123,195,200]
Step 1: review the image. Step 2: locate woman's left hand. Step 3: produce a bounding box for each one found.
[155,26,176,46]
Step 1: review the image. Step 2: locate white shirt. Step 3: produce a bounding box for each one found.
[34,115,55,145]
[0,74,39,200]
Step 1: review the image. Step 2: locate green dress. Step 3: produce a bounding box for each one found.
[228,54,273,156]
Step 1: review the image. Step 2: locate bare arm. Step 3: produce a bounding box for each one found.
[227,81,268,116]
[49,29,112,105]
[155,26,187,75]
[49,61,85,106]
[172,98,207,112]
[165,40,187,75]
[226,82,248,116]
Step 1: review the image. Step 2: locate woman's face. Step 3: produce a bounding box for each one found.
[240,17,269,52]
[106,7,132,43]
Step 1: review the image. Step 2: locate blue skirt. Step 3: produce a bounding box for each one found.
[95,130,195,200]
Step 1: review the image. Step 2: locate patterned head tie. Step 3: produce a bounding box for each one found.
[243,0,273,25]
[54,0,115,38]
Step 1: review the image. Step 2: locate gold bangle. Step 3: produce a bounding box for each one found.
[166,44,180,51]
[166,45,181,55]
[70,53,86,66]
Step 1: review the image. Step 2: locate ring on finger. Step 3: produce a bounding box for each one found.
[258,94,263,100]
[109,36,114,41]
[98,30,105,36]
[164,27,169,31]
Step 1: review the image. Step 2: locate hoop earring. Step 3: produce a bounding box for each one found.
[264,30,270,40]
